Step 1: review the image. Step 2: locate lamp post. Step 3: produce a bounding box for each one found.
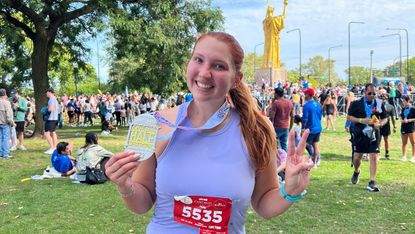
[287,28,302,77]
[253,42,264,70]
[386,28,409,78]
[328,44,342,84]
[370,50,374,83]
[381,33,402,77]
[348,21,365,85]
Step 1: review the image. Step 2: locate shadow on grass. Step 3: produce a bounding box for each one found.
[320,153,352,162]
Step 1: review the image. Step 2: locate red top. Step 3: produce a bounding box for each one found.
[272,98,293,128]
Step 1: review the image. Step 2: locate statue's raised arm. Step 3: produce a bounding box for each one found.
[283,0,288,17]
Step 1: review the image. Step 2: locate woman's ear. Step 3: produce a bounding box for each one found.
[233,72,243,88]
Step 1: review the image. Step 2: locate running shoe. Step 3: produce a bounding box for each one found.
[17,145,27,151]
[367,180,380,192]
[401,157,407,162]
[351,170,360,184]
[385,154,390,160]
[44,148,54,154]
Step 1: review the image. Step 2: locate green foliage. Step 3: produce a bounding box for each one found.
[345,66,375,85]
[302,55,339,85]
[241,53,263,83]
[107,0,224,96]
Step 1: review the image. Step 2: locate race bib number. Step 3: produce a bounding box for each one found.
[173,195,232,234]
[124,114,158,161]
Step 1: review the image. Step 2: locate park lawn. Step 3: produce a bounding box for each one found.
[1,117,414,233]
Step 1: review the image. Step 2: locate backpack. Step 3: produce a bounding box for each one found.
[40,106,50,121]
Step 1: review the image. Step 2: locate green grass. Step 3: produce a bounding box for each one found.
[1,118,414,233]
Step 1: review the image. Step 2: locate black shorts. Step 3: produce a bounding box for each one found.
[306,133,321,145]
[352,131,380,154]
[45,120,58,132]
[380,122,391,137]
[401,123,415,135]
[15,121,25,133]
[67,111,74,118]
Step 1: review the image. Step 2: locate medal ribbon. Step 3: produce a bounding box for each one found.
[404,106,411,119]
[152,101,230,141]
[363,96,375,118]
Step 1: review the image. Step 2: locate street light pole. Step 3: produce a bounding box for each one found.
[253,42,264,71]
[381,33,402,77]
[348,21,365,85]
[370,50,374,83]
[387,28,409,78]
[287,28,302,78]
[328,44,342,84]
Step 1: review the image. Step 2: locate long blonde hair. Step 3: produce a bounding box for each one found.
[196,32,277,171]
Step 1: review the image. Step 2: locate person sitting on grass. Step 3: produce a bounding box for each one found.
[75,132,113,183]
[51,141,76,176]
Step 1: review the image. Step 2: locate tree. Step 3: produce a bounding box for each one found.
[302,55,339,85]
[241,52,263,84]
[0,0,116,136]
[0,0,222,136]
[107,0,224,96]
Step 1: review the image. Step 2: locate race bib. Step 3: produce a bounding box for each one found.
[124,114,158,161]
[173,195,232,234]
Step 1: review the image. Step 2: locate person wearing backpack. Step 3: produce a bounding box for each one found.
[75,132,113,183]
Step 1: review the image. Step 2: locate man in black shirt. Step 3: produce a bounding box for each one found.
[347,83,388,192]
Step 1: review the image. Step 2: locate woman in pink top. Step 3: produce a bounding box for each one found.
[105,32,314,233]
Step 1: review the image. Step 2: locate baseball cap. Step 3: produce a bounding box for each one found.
[303,88,315,97]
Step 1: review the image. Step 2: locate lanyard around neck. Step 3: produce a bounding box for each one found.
[404,106,411,119]
[153,101,231,140]
[363,96,374,118]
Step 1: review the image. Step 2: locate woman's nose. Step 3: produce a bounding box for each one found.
[198,64,212,78]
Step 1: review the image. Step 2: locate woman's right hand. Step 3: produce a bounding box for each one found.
[105,151,141,189]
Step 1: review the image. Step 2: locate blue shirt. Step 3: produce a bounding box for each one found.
[302,99,322,134]
[51,149,73,173]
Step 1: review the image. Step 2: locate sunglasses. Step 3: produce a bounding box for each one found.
[367,92,376,96]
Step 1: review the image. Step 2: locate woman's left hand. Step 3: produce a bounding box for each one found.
[284,129,314,196]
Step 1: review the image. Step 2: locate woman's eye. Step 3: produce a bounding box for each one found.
[214,64,226,70]
[194,57,203,63]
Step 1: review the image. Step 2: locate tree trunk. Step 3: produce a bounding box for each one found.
[31,32,50,138]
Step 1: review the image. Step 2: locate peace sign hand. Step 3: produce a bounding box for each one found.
[284,129,314,196]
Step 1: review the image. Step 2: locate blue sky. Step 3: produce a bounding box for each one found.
[89,0,415,83]
[211,0,415,81]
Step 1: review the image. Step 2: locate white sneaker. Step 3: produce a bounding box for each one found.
[401,157,407,162]
[44,148,54,154]
[410,158,415,163]
[17,145,27,151]
[10,145,17,151]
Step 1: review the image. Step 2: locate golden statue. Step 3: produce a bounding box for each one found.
[262,0,288,69]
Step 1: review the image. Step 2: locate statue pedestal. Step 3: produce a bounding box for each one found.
[254,68,287,88]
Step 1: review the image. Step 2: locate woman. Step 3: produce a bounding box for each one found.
[400,96,415,162]
[75,132,113,182]
[323,91,337,131]
[105,32,313,233]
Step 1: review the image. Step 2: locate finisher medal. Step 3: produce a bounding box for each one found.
[125,114,159,161]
